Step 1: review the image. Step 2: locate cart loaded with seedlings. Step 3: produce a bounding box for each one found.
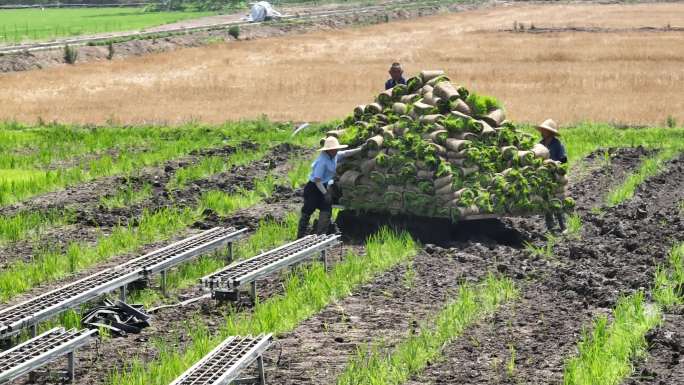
[330,70,574,223]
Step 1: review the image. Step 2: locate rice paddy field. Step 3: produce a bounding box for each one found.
[0,8,213,43]
[0,2,683,385]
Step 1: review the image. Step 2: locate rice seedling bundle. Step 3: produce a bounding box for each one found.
[332,70,574,221]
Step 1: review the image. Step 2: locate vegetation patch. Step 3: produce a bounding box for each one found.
[337,273,517,385]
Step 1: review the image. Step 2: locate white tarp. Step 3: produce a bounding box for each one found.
[245,2,282,22]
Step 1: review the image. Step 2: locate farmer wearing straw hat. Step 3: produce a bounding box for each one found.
[385,62,407,90]
[297,137,364,238]
[537,119,568,233]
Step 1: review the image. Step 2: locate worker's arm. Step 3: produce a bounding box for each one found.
[313,178,327,194]
[337,145,365,161]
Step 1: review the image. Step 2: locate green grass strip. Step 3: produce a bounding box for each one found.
[0,119,319,207]
[606,147,683,206]
[0,209,72,243]
[653,243,684,309]
[337,273,518,385]
[522,124,684,166]
[563,292,661,385]
[100,182,153,209]
[0,207,199,302]
[108,227,418,385]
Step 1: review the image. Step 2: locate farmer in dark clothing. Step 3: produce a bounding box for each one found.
[297,137,363,238]
[385,62,407,90]
[537,119,568,233]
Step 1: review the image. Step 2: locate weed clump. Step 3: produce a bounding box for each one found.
[64,44,78,64]
[228,25,240,40]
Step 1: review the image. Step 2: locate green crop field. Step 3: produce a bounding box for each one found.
[0,8,214,43]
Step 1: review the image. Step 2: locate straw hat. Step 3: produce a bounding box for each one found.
[536,119,560,136]
[319,136,349,151]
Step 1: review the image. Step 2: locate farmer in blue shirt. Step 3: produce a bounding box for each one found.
[297,137,364,238]
[385,62,407,90]
[537,119,568,233]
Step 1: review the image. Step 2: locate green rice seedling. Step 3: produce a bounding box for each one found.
[285,157,313,189]
[130,214,299,307]
[336,273,517,385]
[0,208,71,243]
[563,292,661,385]
[520,124,684,166]
[108,228,417,385]
[101,182,152,209]
[507,344,517,379]
[606,147,683,206]
[524,234,556,259]
[198,175,277,217]
[0,207,199,302]
[652,243,684,308]
[565,213,583,239]
[0,119,320,207]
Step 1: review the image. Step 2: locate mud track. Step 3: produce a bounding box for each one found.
[406,155,684,384]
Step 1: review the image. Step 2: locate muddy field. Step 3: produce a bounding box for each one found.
[6,143,679,385]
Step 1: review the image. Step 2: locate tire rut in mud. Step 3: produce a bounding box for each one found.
[406,154,684,384]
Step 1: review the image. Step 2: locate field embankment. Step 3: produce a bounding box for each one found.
[0,3,682,126]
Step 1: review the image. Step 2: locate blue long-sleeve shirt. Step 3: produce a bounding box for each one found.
[385,77,406,90]
[541,137,567,163]
[308,150,355,184]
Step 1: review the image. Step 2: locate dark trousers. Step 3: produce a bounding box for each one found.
[301,181,332,216]
[545,210,566,232]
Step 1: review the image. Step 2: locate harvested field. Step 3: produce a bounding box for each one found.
[0,3,682,125]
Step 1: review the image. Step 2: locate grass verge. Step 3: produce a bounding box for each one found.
[606,147,683,206]
[563,292,661,385]
[337,273,517,385]
[653,243,684,309]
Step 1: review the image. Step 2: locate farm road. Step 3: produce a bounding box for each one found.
[0,3,682,126]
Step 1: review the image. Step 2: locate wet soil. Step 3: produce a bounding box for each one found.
[567,146,653,212]
[406,155,684,384]
[628,312,684,385]
[0,143,311,269]
[49,244,356,385]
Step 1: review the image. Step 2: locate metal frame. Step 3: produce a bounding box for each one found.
[0,327,96,384]
[169,334,273,385]
[201,235,340,302]
[0,227,247,340]
[333,205,500,222]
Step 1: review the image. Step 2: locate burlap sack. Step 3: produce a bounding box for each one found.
[417,170,435,179]
[339,170,362,188]
[434,174,453,190]
[451,99,472,115]
[482,109,506,127]
[445,138,469,152]
[433,81,460,101]
[420,70,445,82]
[392,103,408,116]
[400,94,421,104]
[354,105,366,118]
[366,135,384,150]
[531,143,550,159]
[420,114,445,125]
[365,103,382,114]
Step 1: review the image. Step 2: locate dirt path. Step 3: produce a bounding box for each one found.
[406,155,684,385]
